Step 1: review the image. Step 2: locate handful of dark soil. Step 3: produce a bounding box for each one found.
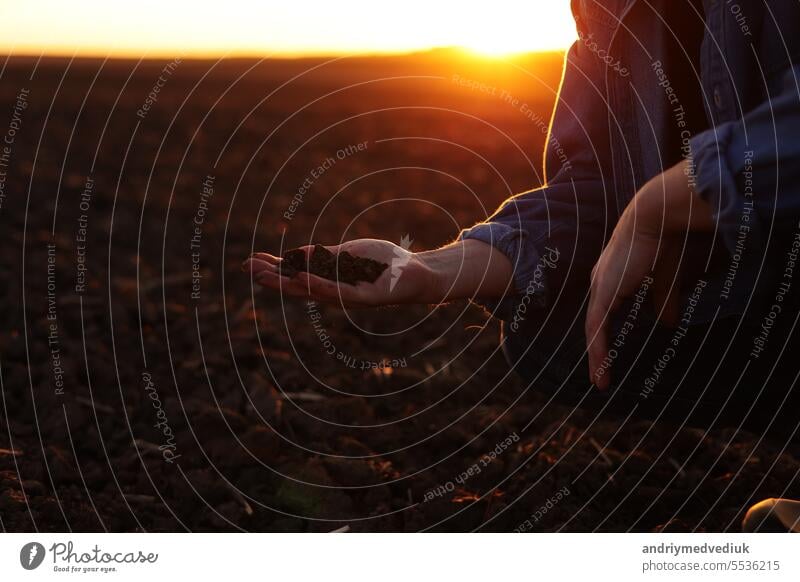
[279,244,388,285]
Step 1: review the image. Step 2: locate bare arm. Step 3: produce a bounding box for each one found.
[417,239,514,302]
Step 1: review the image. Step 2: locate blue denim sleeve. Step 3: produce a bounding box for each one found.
[457,209,545,319]
[459,180,610,321]
[690,65,800,255]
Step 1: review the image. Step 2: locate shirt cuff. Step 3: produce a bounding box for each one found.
[457,221,548,321]
[690,124,764,254]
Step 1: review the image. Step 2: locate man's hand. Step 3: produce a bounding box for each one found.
[586,159,714,389]
[243,238,514,308]
[243,239,437,307]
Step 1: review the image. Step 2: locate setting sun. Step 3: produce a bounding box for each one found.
[0,0,577,57]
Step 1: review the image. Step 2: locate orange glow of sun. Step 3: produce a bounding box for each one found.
[0,0,576,58]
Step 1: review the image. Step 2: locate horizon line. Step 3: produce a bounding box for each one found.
[0,46,568,62]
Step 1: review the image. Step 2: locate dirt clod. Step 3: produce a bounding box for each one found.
[279,245,388,285]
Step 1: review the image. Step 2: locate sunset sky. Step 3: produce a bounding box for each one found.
[0,0,577,58]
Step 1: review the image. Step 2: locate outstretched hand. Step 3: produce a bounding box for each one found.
[243,238,439,308]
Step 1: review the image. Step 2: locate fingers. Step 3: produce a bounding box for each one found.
[242,246,311,281]
[242,257,277,278]
[250,252,280,265]
[247,262,370,307]
[294,272,370,307]
[652,243,681,327]
[585,298,612,391]
[586,264,618,391]
[242,245,316,271]
[243,254,305,295]
[251,268,309,297]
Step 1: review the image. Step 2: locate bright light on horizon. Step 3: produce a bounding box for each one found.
[0,0,577,58]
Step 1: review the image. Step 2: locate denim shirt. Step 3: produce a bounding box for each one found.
[460,0,800,327]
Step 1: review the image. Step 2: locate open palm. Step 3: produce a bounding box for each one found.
[243,239,438,307]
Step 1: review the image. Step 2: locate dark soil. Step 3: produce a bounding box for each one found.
[0,55,797,533]
[279,245,388,284]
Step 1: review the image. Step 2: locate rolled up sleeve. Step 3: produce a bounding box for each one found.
[458,178,609,322]
[458,214,546,319]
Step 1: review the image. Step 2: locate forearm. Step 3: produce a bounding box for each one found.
[417,239,514,303]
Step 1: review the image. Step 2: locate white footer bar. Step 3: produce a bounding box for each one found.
[0,533,797,581]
